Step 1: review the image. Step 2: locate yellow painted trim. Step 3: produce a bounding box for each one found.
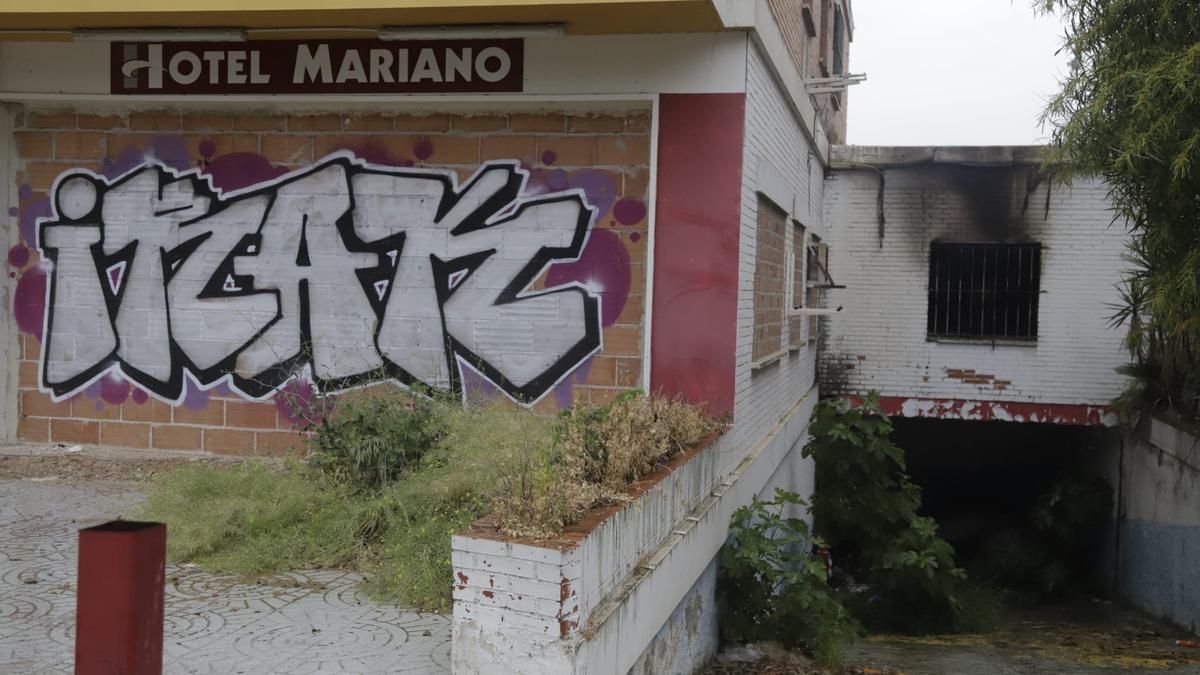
[0,0,725,35]
[0,31,74,41]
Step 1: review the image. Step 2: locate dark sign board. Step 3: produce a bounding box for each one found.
[111,39,524,94]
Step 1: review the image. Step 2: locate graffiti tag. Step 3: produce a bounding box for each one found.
[37,152,602,405]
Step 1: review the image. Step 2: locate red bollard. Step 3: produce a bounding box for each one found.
[75,521,166,675]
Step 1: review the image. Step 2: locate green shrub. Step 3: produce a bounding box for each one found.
[717,488,859,666]
[138,391,716,611]
[802,392,970,634]
[308,389,447,488]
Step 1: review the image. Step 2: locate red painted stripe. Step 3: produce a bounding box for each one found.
[650,93,745,419]
[845,395,1116,427]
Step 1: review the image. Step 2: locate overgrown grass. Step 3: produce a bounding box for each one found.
[136,391,715,611]
[139,462,372,574]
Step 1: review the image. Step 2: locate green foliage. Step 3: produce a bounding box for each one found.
[365,401,556,610]
[308,390,447,488]
[801,394,920,552]
[856,516,968,633]
[975,474,1113,600]
[801,393,970,633]
[138,462,375,573]
[1038,1,1200,423]
[138,391,715,610]
[1031,474,1114,553]
[717,488,859,666]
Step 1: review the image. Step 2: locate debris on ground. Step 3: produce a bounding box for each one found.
[0,452,219,484]
[849,603,1200,674]
[706,642,898,674]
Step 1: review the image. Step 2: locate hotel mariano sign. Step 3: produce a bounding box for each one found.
[112,39,524,94]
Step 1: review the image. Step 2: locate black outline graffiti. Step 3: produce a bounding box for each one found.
[37,152,603,406]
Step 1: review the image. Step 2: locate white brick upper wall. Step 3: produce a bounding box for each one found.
[728,39,823,473]
[821,164,1130,407]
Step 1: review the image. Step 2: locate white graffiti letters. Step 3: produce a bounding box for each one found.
[37,153,602,405]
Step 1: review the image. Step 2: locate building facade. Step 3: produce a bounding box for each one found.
[0,0,855,671]
[822,145,1130,426]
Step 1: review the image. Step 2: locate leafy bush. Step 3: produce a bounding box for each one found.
[308,389,447,488]
[718,488,859,666]
[802,392,970,633]
[853,515,969,633]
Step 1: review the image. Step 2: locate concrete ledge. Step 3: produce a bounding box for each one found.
[831,145,1047,168]
[451,386,818,673]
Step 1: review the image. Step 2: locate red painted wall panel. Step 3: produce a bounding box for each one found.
[650,93,745,419]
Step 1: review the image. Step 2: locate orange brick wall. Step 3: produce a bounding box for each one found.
[9,108,651,455]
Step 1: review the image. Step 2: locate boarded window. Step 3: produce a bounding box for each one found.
[832,5,846,75]
[789,221,807,348]
[807,236,827,342]
[753,196,788,362]
[927,242,1041,340]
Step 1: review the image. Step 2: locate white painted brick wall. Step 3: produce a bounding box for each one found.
[726,39,822,476]
[452,39,832,674]
[822,165,1130,407]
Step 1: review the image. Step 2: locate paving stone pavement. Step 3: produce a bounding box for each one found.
[0,478,451,674]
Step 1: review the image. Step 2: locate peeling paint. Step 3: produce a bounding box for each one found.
[850,395,1116,427]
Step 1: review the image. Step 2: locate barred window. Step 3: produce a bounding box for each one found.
[927,243,1041,340]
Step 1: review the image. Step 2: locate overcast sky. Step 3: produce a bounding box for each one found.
[845,0,1069,146]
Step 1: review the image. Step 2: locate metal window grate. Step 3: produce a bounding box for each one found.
[927,243,1041,340]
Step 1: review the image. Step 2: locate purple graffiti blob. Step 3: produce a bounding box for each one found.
[148,135,192,172]
[181,379,210,411]
[18,196,49,247]
[99,375,130,405]
[18,185,32,201]
[275,378,319,429]
[546,169,568,191]
[612,198,647,226]
[131,388,149,405]
[546,229,631,328]
[413,138,434,161]
[540,150,557,166]
[459,366,500,404]
[567,170,618,220]
[13,267,47,339]
[8,244,29,268]
[203,153,289,193]
[198,139,217,159]
[7,207,17,217]
[552,357,595,409]
[101,135,192,180]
